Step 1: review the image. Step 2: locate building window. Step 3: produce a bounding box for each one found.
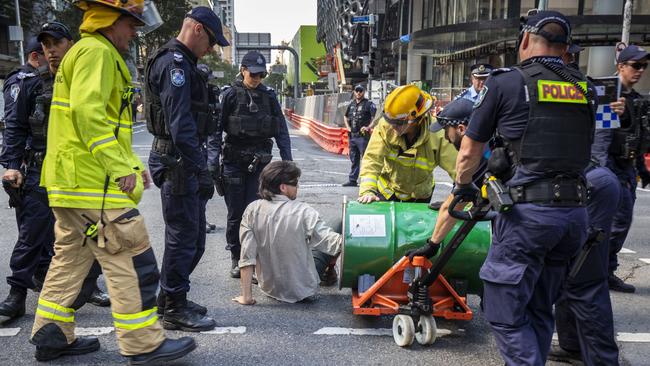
[479,0,491,20]
[521,0,536,15]
[422,0,434,28]
[547,0,579,15]
[435,0,448,26]
[492,0,508,19]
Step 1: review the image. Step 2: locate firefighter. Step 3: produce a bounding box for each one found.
[30,1,195,363]
[357,84,457,203]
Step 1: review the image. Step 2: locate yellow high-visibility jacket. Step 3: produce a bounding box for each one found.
[41,32,144,209]
[359,115,457,200]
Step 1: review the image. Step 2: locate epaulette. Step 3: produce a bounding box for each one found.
[172,52,184,63]
[16,71,37,80]
[491,67,512,75]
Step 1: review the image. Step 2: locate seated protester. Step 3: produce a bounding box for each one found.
[233,161,342,305]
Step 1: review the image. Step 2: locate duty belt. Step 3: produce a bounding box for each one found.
[151,137,174,155]
[509,178,587,206]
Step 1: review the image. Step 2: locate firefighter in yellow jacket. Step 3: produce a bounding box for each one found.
[358,85,457,203]
[30,1,196,364]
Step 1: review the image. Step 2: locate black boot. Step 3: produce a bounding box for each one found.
[30,323,100,361]
[608,274,635,293]
[163,293,216,332]
[157,291,207,316]
[0,286,26,324]
[127,337,196,365]
[547,344,584,365]
[88,285,111,307]
[230,258,241,278]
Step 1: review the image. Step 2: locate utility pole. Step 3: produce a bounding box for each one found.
[622,0,633,46]
[15,0,24,65]
[368,14,374,100]
[537,0,548,10]
[396,0,404,86]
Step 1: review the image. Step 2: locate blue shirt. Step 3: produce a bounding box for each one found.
[457,86,479,103]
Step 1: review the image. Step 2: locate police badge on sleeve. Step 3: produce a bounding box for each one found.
[474,86,488,108]
[170,68,185,87]
[10,84,20,101]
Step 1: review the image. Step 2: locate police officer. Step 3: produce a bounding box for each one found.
[592,45,649,293]
[209,50,293,278]
[146,7,229,331]
[562,43,584,68]
[452,11,595,364]
[342,84,375,187]
[456,63,493,103]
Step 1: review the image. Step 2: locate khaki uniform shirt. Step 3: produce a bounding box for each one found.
[239,195,342,303]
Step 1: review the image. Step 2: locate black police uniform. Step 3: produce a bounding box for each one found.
[145,39,215,312]
[210,79,292,271]
[0,64,54,294]
[466,55,595,364]
[345,97,375,184]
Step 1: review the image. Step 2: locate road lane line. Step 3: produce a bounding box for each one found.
[75,327,114,336]
[301,183,343,188]
[0,328,20,337]
[313,327,452,337]
[639,258,650,264]
[437,182,453,187]
[313,170,348,176]
[620,248,637,254]
[616,333,650,342]
[201,326,246,335]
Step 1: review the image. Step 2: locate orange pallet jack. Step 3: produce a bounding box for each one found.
[351,196,498,347]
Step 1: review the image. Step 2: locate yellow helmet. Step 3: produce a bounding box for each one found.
[383,85,433,125]
[72,0,163,34]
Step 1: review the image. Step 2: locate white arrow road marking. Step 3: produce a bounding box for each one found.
[639,258,650,264]
[201,326,246,335]
[620,248,637,254]
[75,327,114,336]
[0,328,21,337]
[313,327,452,337]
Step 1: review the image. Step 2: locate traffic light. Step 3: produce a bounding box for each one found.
[368,51,377,75]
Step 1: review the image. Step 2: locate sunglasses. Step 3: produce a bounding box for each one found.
[626,62,648,70]
[249,71,267,79]
[354,89,364,93]
[202,24,217,47]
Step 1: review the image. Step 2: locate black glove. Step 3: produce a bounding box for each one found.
[405,239,441,262]
[639,171,650,189]
[452,182,479,203]
[198,169,215,200]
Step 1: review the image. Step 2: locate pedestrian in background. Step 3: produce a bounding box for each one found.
[342,84,375,187]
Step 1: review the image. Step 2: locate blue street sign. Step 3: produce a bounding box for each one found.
[352,15,370,24]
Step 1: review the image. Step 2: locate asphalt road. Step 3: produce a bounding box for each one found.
[0,123,648,365]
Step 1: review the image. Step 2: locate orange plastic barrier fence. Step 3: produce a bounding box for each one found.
[285,109,349,155]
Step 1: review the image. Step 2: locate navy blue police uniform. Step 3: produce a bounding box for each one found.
[345,88,375,184]
[464,11,595,365]
[590,45,649,291]
[208,51,292,275]
[0,62,54,294]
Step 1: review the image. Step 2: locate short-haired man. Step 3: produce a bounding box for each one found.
[234,161,342,305]
[342,84,376,187]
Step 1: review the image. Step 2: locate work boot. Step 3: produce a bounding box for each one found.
[230,258,241,278]
[163,293,216,332]
[31,323,100,361]
[156,291,207,316]
[206,222,216,233]
[608,274,635,293]
[0,286,26,324]
[342,181,357,187]
[319,265,338,287]
[127,337,196,366]
[88,286,111,307]
[547,344,584,365]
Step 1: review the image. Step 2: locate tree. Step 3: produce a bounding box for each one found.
[200,53,240,86]
[140,1,192,60]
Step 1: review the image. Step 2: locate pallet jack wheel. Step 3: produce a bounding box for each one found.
[392,314,415,347]
[415,315,437,345]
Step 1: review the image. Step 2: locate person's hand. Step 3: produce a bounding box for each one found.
[360,126,369,133]
[405,240,441,262]
[358,193,380,204]
[118,173,137,193]
[141,170,152,190]
[610,97,626,116]
[232,296,256,305]
[2,169,23,188]
[452,182,479,203]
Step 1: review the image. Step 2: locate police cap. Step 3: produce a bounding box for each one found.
[37,21,73,42]
[186,6,230,47]
[430,98,474,133]
[470,63,493,78]
[522,10,571,44]
[617,45,649,63]
[25,37,44,55]
[241,51,267,73]
[354,84,365,92]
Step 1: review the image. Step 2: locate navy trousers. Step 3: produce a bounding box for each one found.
[555,167,620,366]
[480,203,587,366]
[159,175,208,295]
[223,162,266,259]
[7,165,54,290]
[608,177,636,274]
[348,135,369,183]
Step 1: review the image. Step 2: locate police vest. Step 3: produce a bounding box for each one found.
[225,84,277,139]
[508,61,594,177]
[609,95,650,160]
[347,99,373,133]
[28,69,54,151]
[144,42,213,140]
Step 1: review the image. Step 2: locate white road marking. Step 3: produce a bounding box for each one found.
[619,248,637,254]
[132,144,151,148]
[75,327,114,336]
[437,182,453,187]
[312,170,349,176]
[201,326,246,335]
[616,333,650,342]
[638,187,650,192]
[313,327,452,337]
[301,183,343,188]
[639,258,650,264]
[0,328,21,337]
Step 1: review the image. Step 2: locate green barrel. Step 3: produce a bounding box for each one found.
[340,201,491,294]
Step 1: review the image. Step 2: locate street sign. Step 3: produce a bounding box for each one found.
[352,15,370,24]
